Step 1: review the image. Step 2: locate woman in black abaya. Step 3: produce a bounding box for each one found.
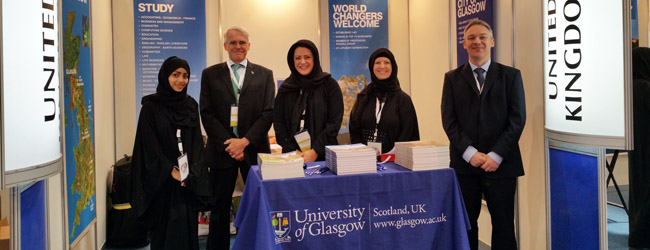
[629,47,650,249]
[274,39,344,162]
[131,56,210,250]
[349,48,419,154]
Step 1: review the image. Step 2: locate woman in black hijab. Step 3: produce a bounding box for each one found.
[629,47,650,249]
[131,56,210,250]
[274,40,344,162]
[349,48,419,154]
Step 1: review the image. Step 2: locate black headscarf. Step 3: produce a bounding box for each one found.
[278,40,332,132]
[278,39,331,93]
[351,48,401,125]
[633,47,650,82]
[367,48,400,95]
[143,56,198,128]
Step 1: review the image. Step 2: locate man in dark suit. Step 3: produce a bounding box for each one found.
[441,19,526,250]
[200,26,275,250]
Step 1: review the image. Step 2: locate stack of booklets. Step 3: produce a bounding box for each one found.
[257,152,305,180]
[325,144,377,175]
[394,141,450,171]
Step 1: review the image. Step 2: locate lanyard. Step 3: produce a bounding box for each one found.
[375,97,385,124]
[176,129,184,154]
[373,97,385,141]
[300,110,306,131]
[299,89,307,131]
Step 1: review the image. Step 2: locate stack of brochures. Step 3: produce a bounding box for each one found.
[257,152,305,180]
[394,141,450,171]
[325,144,377,175]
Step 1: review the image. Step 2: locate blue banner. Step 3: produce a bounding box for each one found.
[328,0,388,133]
[549,148,599,250]
[21,181,47,250]
[133,0,206,119]
[632,0,639,40]
[455,0,494,66]
[62,0,96,245]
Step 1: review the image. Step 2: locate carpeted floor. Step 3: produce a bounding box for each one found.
[607,185,630,250]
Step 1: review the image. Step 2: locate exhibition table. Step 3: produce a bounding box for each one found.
[232,162,471,250]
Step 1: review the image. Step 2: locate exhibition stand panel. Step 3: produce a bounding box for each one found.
[543,0,633,249]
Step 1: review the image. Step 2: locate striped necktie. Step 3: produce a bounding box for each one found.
[231,64,242,137]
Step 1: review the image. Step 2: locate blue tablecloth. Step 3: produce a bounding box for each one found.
[233,162,470,250]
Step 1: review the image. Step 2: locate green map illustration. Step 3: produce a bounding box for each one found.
[63,8,96,244]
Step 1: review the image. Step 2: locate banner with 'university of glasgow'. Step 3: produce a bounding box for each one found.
[328,0,388,133]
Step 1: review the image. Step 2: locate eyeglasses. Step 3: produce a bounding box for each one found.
[228,40,248,46]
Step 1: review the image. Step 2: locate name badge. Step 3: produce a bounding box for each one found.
[230,105,238,127]
[294,130,311,152]
[177,153,189,181]
[367,141,382,156]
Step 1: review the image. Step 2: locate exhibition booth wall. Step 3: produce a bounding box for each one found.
[20,0,647,249]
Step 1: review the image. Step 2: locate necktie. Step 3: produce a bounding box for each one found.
[232,64,242,98]
[474,67,485,91]
[232,64,242,137]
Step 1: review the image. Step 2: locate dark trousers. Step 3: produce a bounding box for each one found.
[206,161,250,250]
[457,174,517,250]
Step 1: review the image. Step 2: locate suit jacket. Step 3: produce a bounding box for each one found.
[441,62,526,178]
[200,61,275,168]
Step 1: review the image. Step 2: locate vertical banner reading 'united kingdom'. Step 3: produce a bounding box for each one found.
[329,0,388,133]
[456,0,494,66]
[133,0,206,120]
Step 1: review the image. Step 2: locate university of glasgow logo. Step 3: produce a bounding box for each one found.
[271,211,291,244]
